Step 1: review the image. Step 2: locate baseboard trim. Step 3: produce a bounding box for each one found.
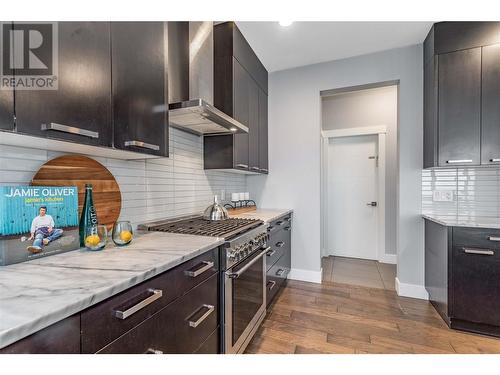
[395,277,429,300]
[378,253,397,264]
[288,268,322,284]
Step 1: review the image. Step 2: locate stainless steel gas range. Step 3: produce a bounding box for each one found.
[140,215,269,354]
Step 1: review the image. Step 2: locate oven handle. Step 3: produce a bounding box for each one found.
[226,247,270,279]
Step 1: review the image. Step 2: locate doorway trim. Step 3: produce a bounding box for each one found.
[321,125,390,263]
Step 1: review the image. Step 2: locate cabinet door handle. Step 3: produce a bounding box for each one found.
[187,304,215,328]
[446,159,473,164]
[114,289,163,319]
[276,221,284,226]
[488,236,500,242]
[267,280,276,290]
[184,261,214,277]
[276,268,285,276]
[489,159,500,162]
[284,226,291,231]
[250,166,260,171]
[260,168,268,173]
[124,140,160,151]
[145,348,163,354]
[276,241,285,248]
[266,249,276,257]
[236,164,248,169]
[41,122,99,139]
[463,248,494,256]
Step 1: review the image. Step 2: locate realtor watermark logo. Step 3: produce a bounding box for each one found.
[1,22,58,90]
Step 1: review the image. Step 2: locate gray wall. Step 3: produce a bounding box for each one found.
[248,44,424,293]
[321,85,398,255]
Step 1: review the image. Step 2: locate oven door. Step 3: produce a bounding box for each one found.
[224,246,268,354]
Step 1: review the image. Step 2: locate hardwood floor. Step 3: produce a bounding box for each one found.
[245,279,500,354]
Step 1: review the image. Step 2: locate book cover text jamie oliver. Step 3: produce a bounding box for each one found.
[0,186,80,265]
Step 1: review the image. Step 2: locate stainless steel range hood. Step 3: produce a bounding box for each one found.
[167,22,248,136]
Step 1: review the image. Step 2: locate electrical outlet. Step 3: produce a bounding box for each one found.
[220,189,225,201]
[433,190,454,202]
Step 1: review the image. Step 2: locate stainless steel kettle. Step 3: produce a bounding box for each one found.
[202,195,229,221]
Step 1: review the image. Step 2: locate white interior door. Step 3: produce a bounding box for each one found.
[327,134,378,260]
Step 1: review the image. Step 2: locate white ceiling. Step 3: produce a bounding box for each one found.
[236,22,433,72]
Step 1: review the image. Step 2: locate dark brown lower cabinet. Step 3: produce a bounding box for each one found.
[425,219,500,337]
[99,273,219,354]
[0,315,80,354]
[1,247,221,354]
[266,214,292,307]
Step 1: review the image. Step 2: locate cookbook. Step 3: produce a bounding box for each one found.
[0,186,80,265]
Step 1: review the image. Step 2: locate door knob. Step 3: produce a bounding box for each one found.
[366,202,377,207]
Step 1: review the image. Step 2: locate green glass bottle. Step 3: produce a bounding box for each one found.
[79,184,99,246]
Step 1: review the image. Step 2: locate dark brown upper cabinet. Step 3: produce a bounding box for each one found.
[423,22,500,168]
[481,44,500,165]
[438,48,481,166]
[204,21,268,173]
[15,22,112,147]
[0,88,13,131]
[111,22,168,157]
[258,88,268,173]
[0,22,14,131]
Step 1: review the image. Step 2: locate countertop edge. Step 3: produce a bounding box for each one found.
[422,214,500,229]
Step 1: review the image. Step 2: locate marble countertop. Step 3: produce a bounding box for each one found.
[422,214,500,229]
[229,208,293,223]
[0,231,224,349]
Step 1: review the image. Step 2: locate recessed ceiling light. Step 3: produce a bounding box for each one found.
[230,127,237,132]
[279,21,293,27]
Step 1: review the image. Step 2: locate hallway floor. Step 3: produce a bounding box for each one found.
[321,256,396,290]
[245,279,500,354]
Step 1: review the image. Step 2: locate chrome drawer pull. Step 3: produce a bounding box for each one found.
[114,289,163,320]
[276,221,284,226]
[227,247,269,279]
[184,261,214,277]
[41,122,99,139]
[284,226,291,231]
[266,249,276,257]
[276,241,285,248]
[124,140,160,151]
[267,280,276,290]
[250,166,260,171]
[446,159,472,164]
[260,168,268,173]
[276,268,285,277]
[490,159,500,162]
[145,348,163,354]
[236,164,248,169]
[187,304,215,328]
[488,236,500,242]
[463,248,494,256]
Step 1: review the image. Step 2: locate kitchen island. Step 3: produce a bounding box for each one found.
[0,231,224,352]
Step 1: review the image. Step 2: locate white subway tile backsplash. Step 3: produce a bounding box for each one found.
[422,167,500,217]
[0,128,247,228]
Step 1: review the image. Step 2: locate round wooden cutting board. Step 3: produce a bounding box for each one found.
[31,155,122,230]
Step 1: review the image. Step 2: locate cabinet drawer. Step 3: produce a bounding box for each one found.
[175,247,219,296]
[453,227,500,249]
[82,247,219,353]
[266,235,285,271]
[173,273,219,354]
[98,273,219,354]
[194,328,219,354]
[81,267,178,353]
[266,255,288,307]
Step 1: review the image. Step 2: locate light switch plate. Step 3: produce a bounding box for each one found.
[433,190,454,202]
